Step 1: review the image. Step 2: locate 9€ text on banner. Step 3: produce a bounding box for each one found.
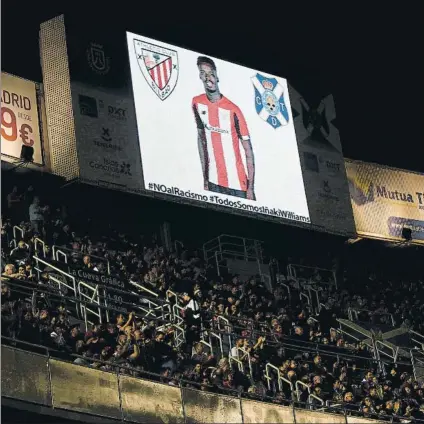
[127,32,310,224]
[1,73,43,164]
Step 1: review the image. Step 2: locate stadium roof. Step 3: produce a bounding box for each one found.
[2,3,422,173]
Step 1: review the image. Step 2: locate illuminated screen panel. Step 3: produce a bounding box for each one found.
[127,32,310,225]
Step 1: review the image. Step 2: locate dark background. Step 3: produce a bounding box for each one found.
[2,2,423,173]
[1,406,84,423]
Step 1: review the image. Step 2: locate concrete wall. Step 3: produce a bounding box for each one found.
[2,345,385,423]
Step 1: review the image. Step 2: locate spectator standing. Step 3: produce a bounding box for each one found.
[7,186,22,221]
[56,224,74,247]
[29,197,45,235]
[9,240,30,264]
[23,185,35,217]
[182,292,201,354]
[183,292,201,326]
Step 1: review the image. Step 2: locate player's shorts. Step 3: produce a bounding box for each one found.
[207,182,247,199]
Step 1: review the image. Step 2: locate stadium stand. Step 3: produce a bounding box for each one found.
[1,179,424,422]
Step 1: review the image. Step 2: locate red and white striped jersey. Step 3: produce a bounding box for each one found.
[146,57,172,90]
[192,94,250,191]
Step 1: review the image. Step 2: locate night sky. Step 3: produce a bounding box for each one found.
[2,3,423,173]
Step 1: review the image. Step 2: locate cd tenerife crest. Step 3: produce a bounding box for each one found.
[252,73,289,129]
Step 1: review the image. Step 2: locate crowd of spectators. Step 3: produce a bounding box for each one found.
[2,183,424,422]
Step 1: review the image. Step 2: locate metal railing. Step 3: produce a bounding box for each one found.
[13,225,24,244]
[52,245,111,274]
[33,256,77,300]
[337,319,373,345]
[308,393,324,408]
[300,292,311,310]
[236,347,253,379]
[376,340,400,363]
[11,265,404,380]
[174,239,184,253]
[206,330,224,358]
[202,234,270,289]
[287,263,337,289]
[4,251,418,390]
[206,315,414,374]
[34,238,47,257]
[279,281,291,301]
[214,251,221,277]
[212,248,264,281]
[172,324,186,348]
[55,249,68,263]
[32,251,168,326]
[411,349,424,381]
[203,234,264,263]
[192,339,213,357]
[295,380,311,401]
[172,303,185,326]
[3,276,171,333]
[128,279,159,298]
[78,281,103,328]
[166,289,179,306]
[264,363,294,396]
[410,330,424,351]
[348,308,395,327]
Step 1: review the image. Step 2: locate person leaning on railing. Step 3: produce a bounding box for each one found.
[2,264,22,279]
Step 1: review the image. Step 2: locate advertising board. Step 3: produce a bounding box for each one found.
[63,24,143,192]
[1,72,43,164]
[346,160,424,243]
[289,84,356,236]
[71,83,143,192]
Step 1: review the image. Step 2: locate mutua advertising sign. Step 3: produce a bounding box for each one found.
[345,159,424,244]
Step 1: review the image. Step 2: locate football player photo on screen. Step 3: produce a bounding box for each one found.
[192,56,256,201]
[128,31,311,223]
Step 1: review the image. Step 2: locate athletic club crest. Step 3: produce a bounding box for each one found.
[134,39,179,101]
[251,73,289,129]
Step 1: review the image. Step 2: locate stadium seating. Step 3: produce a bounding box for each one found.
[1,181,424,422]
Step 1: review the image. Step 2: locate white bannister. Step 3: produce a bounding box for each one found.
[34,238,47,257]
[129,280,158,298]
[33,256,77,302]
[264,363,294,394]
[295,380,311,401]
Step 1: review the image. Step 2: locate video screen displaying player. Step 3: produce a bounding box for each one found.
[192,56,256,200]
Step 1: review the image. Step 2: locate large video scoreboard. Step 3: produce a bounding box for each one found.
[39,15,356,237]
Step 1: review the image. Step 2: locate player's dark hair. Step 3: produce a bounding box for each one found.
[197,56,216,71]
